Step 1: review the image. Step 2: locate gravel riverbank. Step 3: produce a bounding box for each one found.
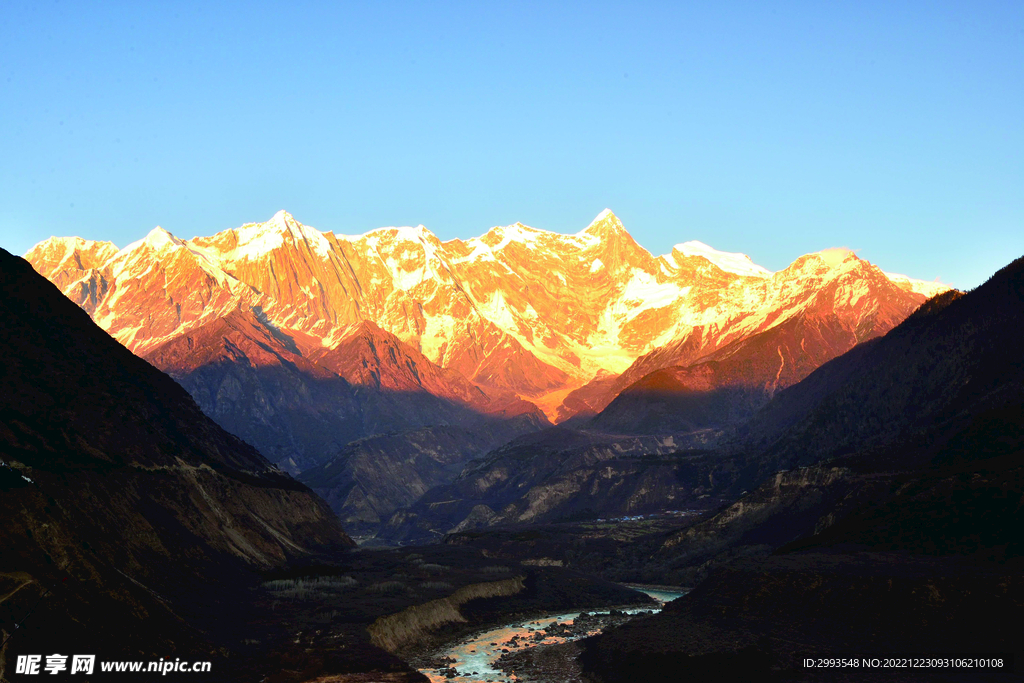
[413,590,685,683]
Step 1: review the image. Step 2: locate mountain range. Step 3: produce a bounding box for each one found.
[27,210,944,422]
[26,210,948,535]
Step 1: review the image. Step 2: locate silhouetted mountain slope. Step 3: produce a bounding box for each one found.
[650,258,1024,577]
[0,248,353,675]
[577,256,1024,681]
[579,552,1023,682]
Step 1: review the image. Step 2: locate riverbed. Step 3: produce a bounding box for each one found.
[416,585,687,683]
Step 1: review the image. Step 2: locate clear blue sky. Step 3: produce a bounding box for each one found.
[2,1,1021,288]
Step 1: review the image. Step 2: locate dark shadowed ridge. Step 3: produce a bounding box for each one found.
[0,248,353,677]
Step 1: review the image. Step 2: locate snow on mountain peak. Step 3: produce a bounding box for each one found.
[573,209,629,250]
[121,226,183,255]
[45,235,87,250]
[27,207,950,425]
[485,222,544,251]
[816,247,857,268]
[265,210,318,239]
[23,236,120,277]
[673,240,772,278]
[146,226,181,248]
[883,272,952,299]
[224,211,334,260]
[583,209,623,232]
[25,236,87,261]
[362,224,442,248]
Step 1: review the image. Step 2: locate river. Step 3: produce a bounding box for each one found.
[417,585,687,683]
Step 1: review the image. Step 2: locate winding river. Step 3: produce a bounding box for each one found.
[418,586,686,683]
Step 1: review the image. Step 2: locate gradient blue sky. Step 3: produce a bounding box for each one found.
[2,1,1021,287]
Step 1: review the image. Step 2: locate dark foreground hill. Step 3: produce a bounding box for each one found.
[0,248,356,677]
[576,257,1024,681]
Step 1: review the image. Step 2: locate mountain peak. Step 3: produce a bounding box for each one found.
[221,211,335,260]
[23,236,120,277]
[579,209,631,249]
[583,208,622,232]
[883,272,952,299]
[478,222,545,251]
[784,248,866,281]
[268,210,300,230]
[816,247,858,268]
[148,225,177,241]
[263,210,302,233]
[342,318,389,340]
[24,236,87,260]
[672,240,772,278]
[121,226,182,254]
[364,224,442,248]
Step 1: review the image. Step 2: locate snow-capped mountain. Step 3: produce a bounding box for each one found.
[27,209,947,427]
[569,246,946,422]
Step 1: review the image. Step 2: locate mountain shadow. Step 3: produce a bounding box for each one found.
[145,310,548,476]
